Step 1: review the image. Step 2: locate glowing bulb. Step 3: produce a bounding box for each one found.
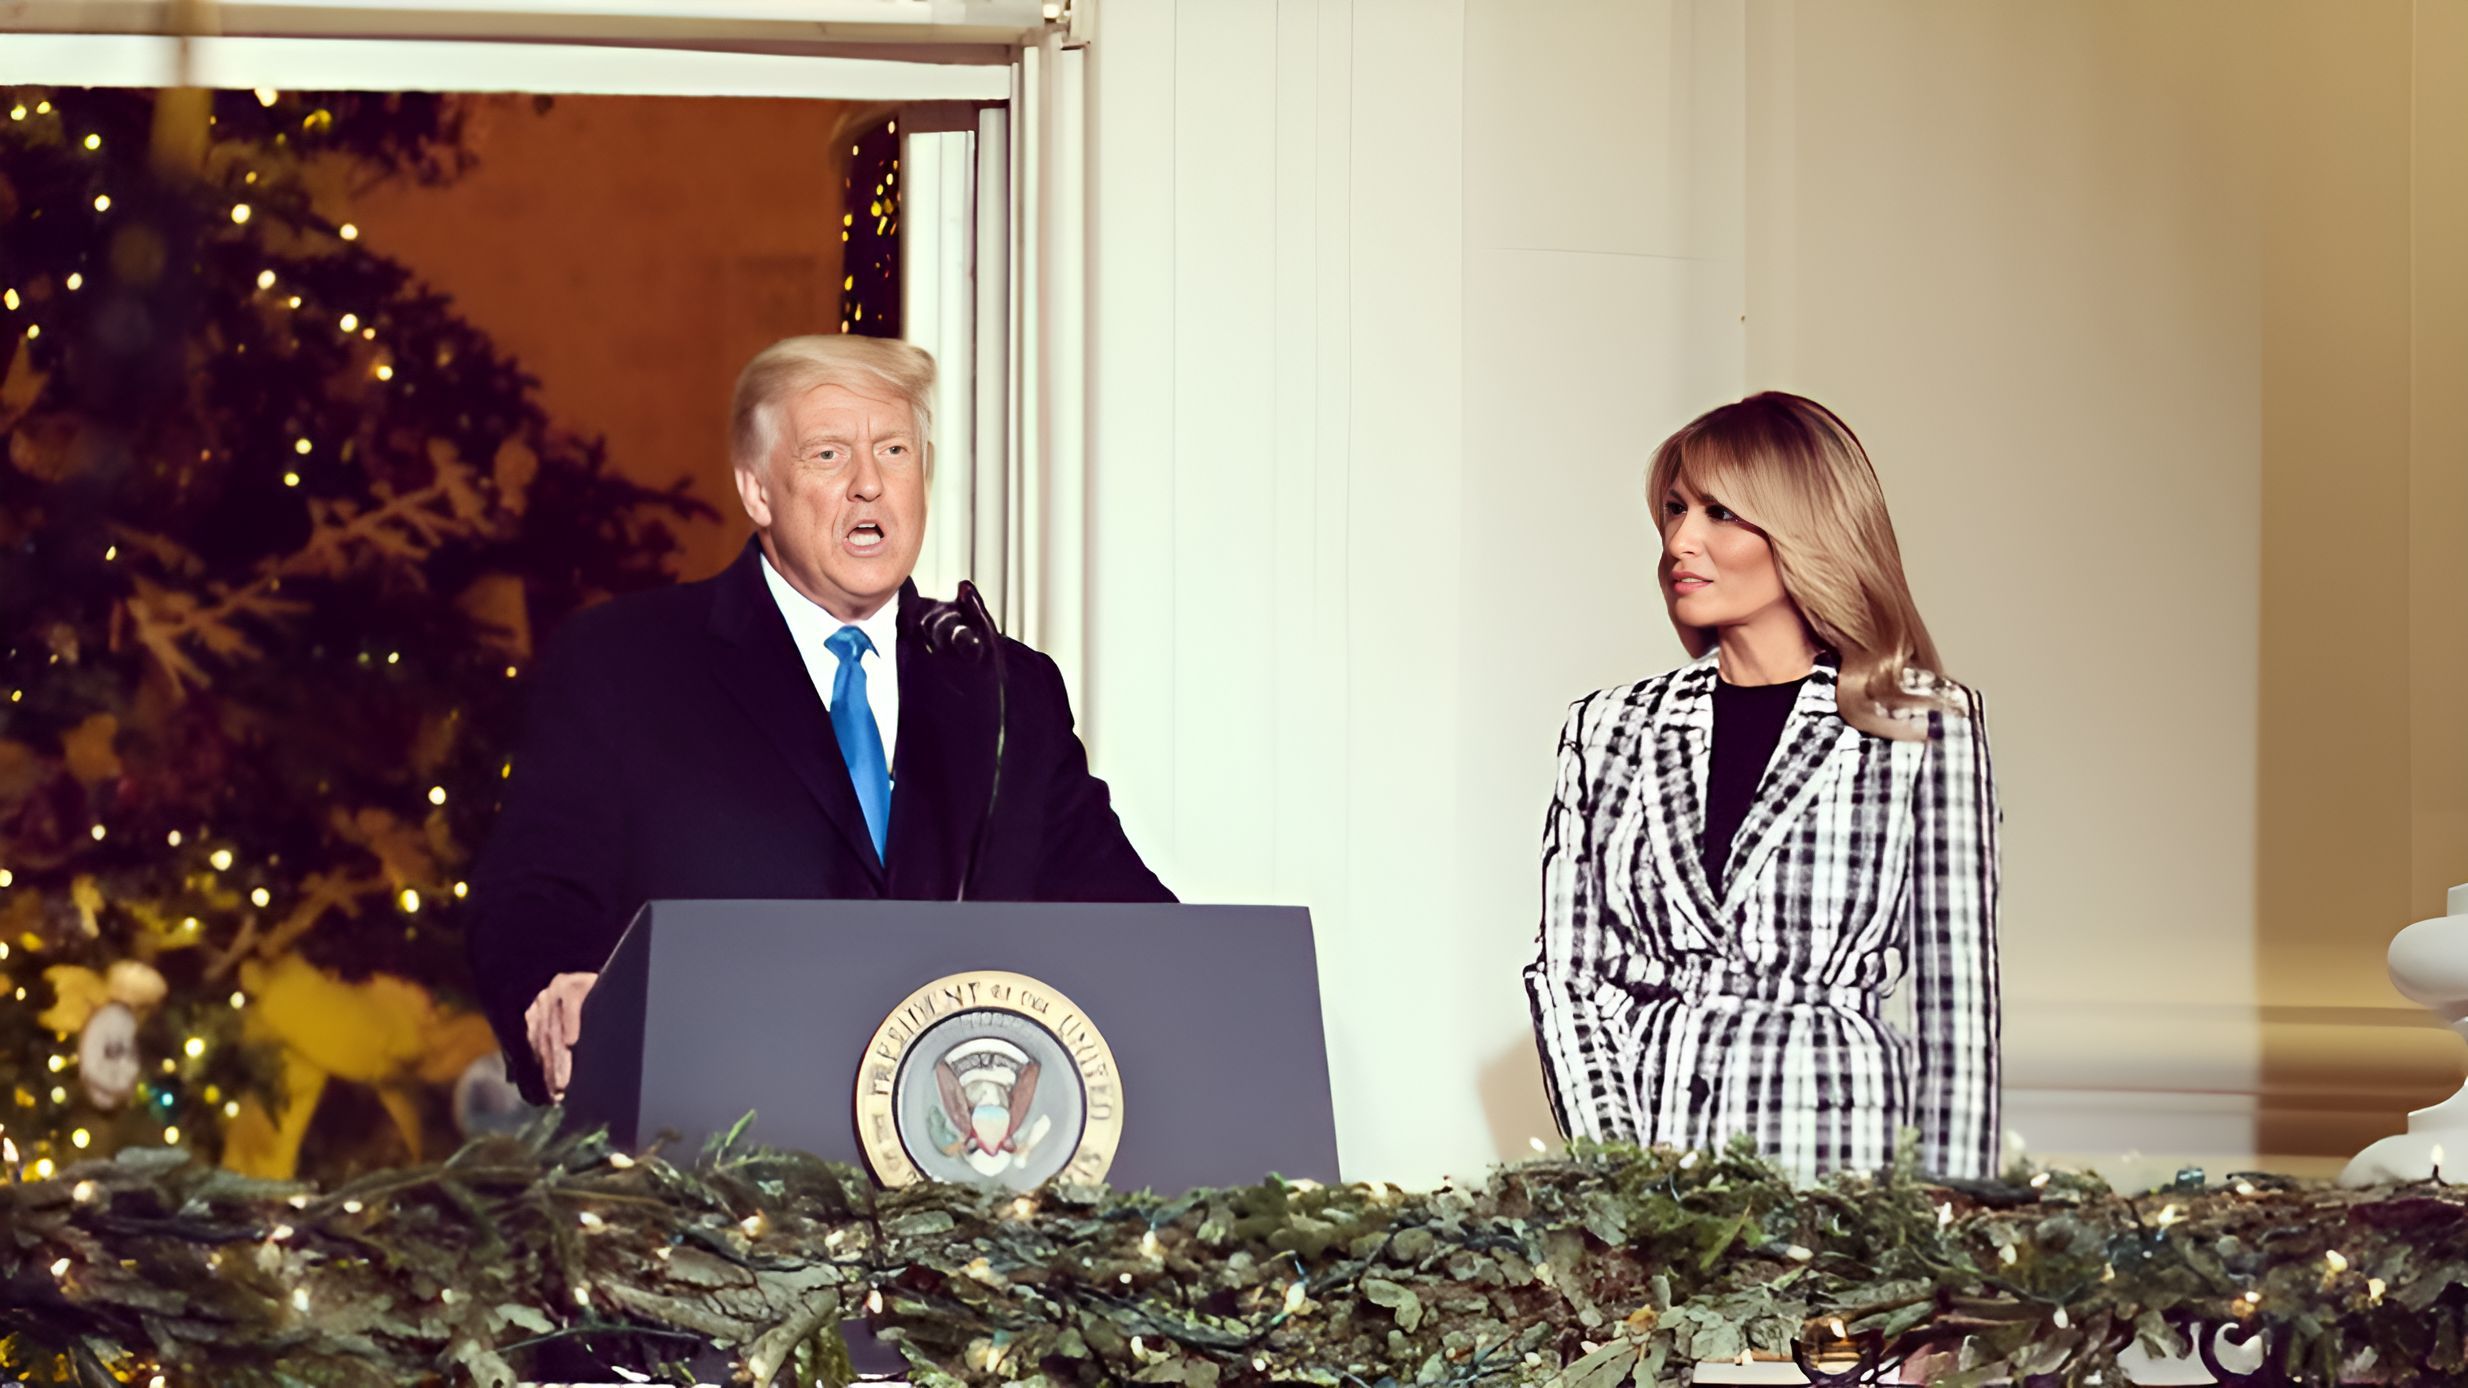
[167,830,182,847]
[866,1290,883,1314]
[338,313,359,333]
[294,438,311,455]
[428,786,447,806]
[90,824,105,840]
[47,1055,64,1074]
[0,869,11,888]
[1140,1230,1161,1257]
[104,545,117,561]
[48,1086,65,1104]
[231,204,251,225]
[453,881,469,899]
[740,1213,767,1237]
[283,472,300,488]
[1936,1202,1954,1228]
[250,887,271,908]
[386,651,400,665]
[82,133,99,150]
[210,849,234,871]
[93,195,110,212]
[50,1257,70,1278]
[256,270,276,290]
[2030,1170,2051,1189]
[1283,1281,1307,1312]
[64,273,82,291]
[72,1180,96,1202]
[163,1125,179,1144]
[505,665,518,679]
[608,1152,636,1169]
[181,917,199,933]
[578,1211,605,1229]
[2326,1250,2350,1273]
[3,289,16,310]
[291,1288,310,1312]
[339,223,359,241]
[398,889,420,914]
[32,1158,53,1178]
[183,1037,204,1059]
[71,1127,90,1148]
[1528,1136,1548,1152]
[2369,1277,2387,1304]
[6,106,21,121]
[375,364,394,381]
[2242,1290,2261,1306]
[23,324,38,341]
[286,295,301,309]
[223,1101,240,1118]
[2155,1204,2184,1228]
[255,87,278,106]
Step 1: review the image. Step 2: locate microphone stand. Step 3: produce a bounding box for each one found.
[909,580,1006,901]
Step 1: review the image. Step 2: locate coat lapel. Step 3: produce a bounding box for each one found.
[1644,652,1725,938]
[704,540,885,885]
[884,598,998,899]
[1717,657,1862,913]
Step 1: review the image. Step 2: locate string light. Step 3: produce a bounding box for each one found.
[428,786,447,806]
[294,438,311,455]
[223,1101,240,1118]
[398,889,420,914]
[166,830,182,847]
[386,651,400,665]
[104,544,117,561]
[72,1180,96,1203]
[283,472,300,488]
[64,273,81,291]
[2368,1277,2386,1305]
[578,1211,605,1229]
[374,364,394,381]
[740,1213,768,1238]
[70,1127,90,1148]
[88,823,103,842]
[0,869,11,888]
[286,295,302,309]
[50,1257,70,1278]
[2325,1250,2349,1273]
[607,1152,636,1169]
[338,313,359,332]
[82,133,99,150]
[32,1157,52,1178]
[183,1037,204,1059]
[231,204,252,225]
[36,101,50,114]
[256,270,276,290]
[7,106,22,121]
[255,87,278,107]
[163,1125,179,1144]
[210,849,233,871]
[24,324,37,340]
[250,887,271,908]
[453,881,469,899]
[291,1287,310,1312]
[3,289,16,310]
[339,223,359,241]
[93,194,111,212]
[2029,1170,2051,1189]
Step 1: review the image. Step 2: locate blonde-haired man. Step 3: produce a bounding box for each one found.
[468,336,1172,1104]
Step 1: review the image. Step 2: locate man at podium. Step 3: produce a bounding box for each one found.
[467,336,1173,1104]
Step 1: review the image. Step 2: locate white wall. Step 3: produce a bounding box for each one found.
[1081,0,2459,1186]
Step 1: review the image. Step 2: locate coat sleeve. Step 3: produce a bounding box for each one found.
[1904,685,2004,1178]
[1524,697,1642,1142]
[466,610,635,1104]
[1020,650,1176,904]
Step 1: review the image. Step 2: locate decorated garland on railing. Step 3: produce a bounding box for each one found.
[0,1116,2461,1387]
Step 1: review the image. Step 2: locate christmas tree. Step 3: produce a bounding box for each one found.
[0,85,705,1181]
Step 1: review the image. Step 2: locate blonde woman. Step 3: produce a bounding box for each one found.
[1525,392,2001,1182]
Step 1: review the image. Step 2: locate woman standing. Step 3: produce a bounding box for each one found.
[1525,392,2001,1182]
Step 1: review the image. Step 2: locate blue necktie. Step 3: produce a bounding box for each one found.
[824,625,891,863]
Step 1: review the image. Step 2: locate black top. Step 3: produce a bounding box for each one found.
[1701,675,1808,894]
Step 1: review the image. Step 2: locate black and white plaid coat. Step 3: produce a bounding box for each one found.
[1524,650,2002,1182]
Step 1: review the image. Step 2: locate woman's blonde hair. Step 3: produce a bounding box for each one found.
[1646,391,1959,740]
[729,335,936,474]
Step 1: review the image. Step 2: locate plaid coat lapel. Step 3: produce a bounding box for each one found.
[1717,659,1864,913]
[1642,652,1723,939]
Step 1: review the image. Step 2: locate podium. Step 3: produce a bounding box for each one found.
[562,898,1341,1192]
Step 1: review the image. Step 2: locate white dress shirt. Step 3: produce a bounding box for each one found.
[759,551,901,774]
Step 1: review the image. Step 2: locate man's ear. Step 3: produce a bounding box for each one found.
[732,462,773,530]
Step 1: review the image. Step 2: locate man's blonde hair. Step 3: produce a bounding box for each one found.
[1646,391,1962,741]
[729,335,936,473]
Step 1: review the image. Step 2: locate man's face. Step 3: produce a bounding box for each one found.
[735,380,928,621]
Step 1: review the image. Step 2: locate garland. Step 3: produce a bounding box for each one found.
[0,1117,2460,1387]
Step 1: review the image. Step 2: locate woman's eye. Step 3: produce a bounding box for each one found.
[1707,504,1737,522]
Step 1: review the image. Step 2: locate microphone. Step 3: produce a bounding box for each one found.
[908,581,1006,900]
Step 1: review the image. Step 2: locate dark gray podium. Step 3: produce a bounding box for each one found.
[562,899,1341,1193]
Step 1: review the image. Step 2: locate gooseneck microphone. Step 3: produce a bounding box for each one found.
[908,580,1006,900]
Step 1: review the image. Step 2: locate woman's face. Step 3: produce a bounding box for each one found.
[1660,472,1798,634]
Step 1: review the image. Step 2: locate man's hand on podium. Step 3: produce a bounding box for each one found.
[525,972,598,1102]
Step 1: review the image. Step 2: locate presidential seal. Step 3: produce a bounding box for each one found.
[854,970,1123,1190]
